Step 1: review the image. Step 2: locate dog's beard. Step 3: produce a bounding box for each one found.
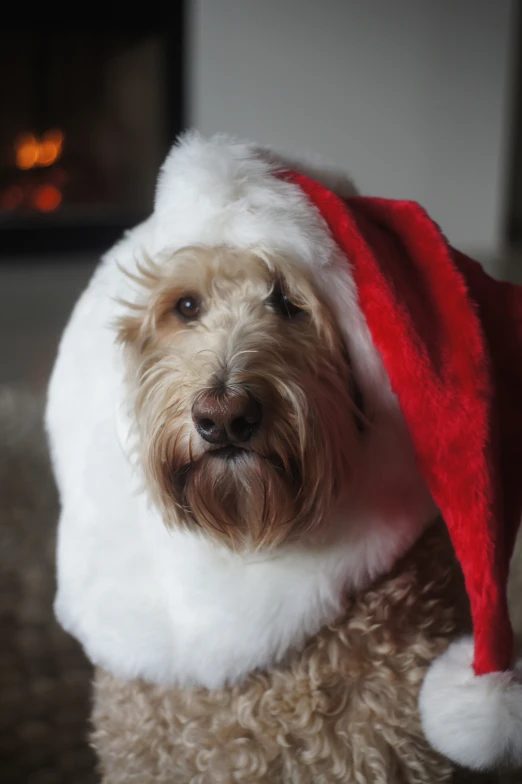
[183,450,301,550]
[138,369,354,551]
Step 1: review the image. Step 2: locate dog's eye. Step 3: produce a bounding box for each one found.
[175,295,201,321]
[270,287,304,319]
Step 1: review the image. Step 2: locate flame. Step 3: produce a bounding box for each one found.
[15,129,64,170]
[16,133,39,169]
[32,184,62,212]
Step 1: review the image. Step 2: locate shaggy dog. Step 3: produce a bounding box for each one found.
[46,134,522,783]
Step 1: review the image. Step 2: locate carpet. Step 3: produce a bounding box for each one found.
[0,387,96,784]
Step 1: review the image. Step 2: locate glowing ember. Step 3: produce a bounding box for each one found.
[31,184,62,212]
[15,129,64,170]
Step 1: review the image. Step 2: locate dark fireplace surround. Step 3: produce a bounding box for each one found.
[0,21,184,256]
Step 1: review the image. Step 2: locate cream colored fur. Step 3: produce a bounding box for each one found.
[91,521,469,784]
[117,246,360,551]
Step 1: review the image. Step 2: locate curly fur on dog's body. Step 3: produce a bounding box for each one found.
[92,521,470,784]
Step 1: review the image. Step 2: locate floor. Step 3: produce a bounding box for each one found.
[0,256,100,782]
[0,255,97,391]
[0,387,97,784]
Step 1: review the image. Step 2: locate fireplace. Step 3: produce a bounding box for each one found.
[0,22,184,255]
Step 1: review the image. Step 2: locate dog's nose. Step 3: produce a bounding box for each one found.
[192,392,262,444]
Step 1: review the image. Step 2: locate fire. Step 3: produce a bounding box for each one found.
[0,129,65,213]
[31,184,62,212]
[15,129,64,170]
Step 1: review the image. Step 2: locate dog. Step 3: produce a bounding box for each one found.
[46,133,522,782]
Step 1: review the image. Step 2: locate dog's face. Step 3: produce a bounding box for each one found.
[118,246,361,550]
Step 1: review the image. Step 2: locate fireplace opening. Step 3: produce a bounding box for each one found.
[0,22,184,255]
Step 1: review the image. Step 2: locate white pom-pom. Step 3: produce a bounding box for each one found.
[419,637,522,771]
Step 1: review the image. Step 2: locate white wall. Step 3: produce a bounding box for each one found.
[188,0,517,259]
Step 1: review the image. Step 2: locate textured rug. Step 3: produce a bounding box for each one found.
[0,387,96,784]
[1,385,521,784]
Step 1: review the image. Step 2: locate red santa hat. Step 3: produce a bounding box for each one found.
[283,169,522,771]
[153,134,522,770]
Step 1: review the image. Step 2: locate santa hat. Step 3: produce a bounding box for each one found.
[154,134,522,771]
[283,170,522,772]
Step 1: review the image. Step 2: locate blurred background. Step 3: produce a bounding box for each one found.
[1,3,522,782]
[1,1,521,389]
